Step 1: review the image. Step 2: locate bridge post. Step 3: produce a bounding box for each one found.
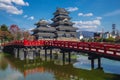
[0,46,3,52]
[62,51,65,64]
[28,47,34,60]
[17,48,20,58]
[14,48,18,58]
[88,54,95,69]
[24,49,26,60]
[19,48,25,60]
[33,48,37,59]
[97,57,102,69]
[38,48,41,58]
[39,47,43,58]
[35,47,41,59]
[24,47,28,60]
[50,48,52,60]
[91,58,94,69]
[45,47,47,61]
[68,51,71,64]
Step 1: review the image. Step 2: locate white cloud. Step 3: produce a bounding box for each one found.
[78,13,93,17]
[23,15,35,20]
[23,15,28,18]
[0,0,29,15]
[0,3,23,15]
[78,13,83,16]
[0,0,11,5]
[11,0,29,6]
[0,0,29,6]
[28,16,34,20]
[96,17,102,20]
[66,7,78,12]
[84,13,93,16]
[104,9,120,17]
[73,19,101,31]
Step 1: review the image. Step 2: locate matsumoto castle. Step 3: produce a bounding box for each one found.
[32,8,119,41]
[32,8,78,41]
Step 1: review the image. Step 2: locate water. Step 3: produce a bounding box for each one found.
[74,55,120,74]
[0,53,120,80]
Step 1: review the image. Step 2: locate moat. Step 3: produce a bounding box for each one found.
[0,53,120,80]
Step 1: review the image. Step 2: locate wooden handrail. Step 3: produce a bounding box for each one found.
[2,40,120,58]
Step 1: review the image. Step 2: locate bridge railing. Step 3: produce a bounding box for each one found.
[44,40,120,57]
[23,40,45,46]
[2,39,120,58]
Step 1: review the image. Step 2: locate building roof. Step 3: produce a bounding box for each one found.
[53,21,74,26]
[53,8,69,15]
[57,26,77,31]
[35,32,56,37]
[32,27,56,32]
[35,19,48,27]
[57,31,76,37]
[52,15,70,21]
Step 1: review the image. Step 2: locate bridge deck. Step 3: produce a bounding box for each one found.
[1,40,120,60]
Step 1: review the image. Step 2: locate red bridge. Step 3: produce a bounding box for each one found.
[2,40,120,60]
[2,40,120,69]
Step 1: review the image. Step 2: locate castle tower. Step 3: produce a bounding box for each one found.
[51,8,77,41]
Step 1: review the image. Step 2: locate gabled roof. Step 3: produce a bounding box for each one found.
[35,19,48,26]
[52,16,71,21]
[57,31,77,37]
[32,27,56,32]
[35,32,56,37]
[53,21,74,26]
[57,26,77,31]
[56,8,68,13]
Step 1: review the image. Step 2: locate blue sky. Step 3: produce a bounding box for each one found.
[0,0,120,32]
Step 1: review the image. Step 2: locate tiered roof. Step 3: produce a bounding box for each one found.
[53,8,69,15]
[51,8,77,38]
[32,19,56,39]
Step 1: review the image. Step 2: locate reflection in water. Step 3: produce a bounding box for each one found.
[0,53,120,80]
[74,55,120,74]
[0,54,8,70]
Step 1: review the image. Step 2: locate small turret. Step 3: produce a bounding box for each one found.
[32,19,56,40]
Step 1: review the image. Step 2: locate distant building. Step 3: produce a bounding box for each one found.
[111,24,116,36]
[79,32,84,40]
[110,24,116,38]
[77,31,94,41]
[82,31,94,39]
[103,32,110,39]
[94,32,101,39]
[110,24,120,38]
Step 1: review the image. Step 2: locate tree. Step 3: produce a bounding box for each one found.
[105,37,115,42]
[9,24,21,40]
[9,24,32,40]
[115,36,120,43]
[23,31,31,40]
[0,24,8,31]
[0,24,13,42]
